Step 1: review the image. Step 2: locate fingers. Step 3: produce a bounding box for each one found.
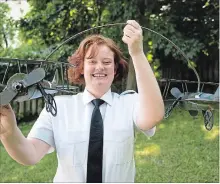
[122,20,142,44]
[0,104,12,115]
[1,105,11,109]
[122,26,136,43]
[123,25,136,37]
[127,20,141,29]
[122,20,144,55]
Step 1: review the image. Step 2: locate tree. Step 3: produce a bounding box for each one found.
[149,0,219,83]
[0,2,16,49]
[17,0,218,89]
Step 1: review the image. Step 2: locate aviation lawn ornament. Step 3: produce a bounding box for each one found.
[0,58,79,116]
[0,68,58,116]
[161,79,219,131]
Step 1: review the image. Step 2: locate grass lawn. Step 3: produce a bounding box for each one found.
[0,109,219,182]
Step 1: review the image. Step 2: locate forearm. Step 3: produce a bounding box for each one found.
[132,52,164,129]
[1,127,39,165]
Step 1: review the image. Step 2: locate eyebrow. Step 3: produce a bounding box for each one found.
[103,58,113,60]
[85,57,113,60]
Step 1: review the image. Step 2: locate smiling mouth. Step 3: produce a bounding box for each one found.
[92,74,107,77]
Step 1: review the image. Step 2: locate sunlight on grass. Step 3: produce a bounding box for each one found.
[1,110,219,183]
[158,123,165,129]
[28,165,37,170]
[202,126,219,140]
[11,177,18,181]
[136,144,160,156]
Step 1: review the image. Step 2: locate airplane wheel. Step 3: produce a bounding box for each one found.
[45,94,57,116]
[203,110,214,131]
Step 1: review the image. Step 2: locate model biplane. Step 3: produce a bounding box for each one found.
[0,58,79,116]
[0,23,219,130]
[160,78,219,130]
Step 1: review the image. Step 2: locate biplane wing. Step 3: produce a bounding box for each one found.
[184,86,219,109]
[184,98,219,109]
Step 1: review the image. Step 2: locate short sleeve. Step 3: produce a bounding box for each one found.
[132,93,156,137]
[27,107,55,153]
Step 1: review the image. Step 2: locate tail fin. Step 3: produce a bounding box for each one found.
[214,86,219,101]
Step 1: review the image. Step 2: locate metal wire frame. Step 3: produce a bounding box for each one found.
[44,23,201,92]
[1,23,219,95]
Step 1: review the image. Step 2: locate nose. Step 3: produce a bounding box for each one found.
[96,62,104,71]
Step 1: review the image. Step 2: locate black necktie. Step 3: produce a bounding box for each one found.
[87,99,105,183]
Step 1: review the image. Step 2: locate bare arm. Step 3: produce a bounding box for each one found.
[0,105,50,165]
[122,20,165,130]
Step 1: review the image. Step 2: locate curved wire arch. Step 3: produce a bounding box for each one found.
[44,22,201,92]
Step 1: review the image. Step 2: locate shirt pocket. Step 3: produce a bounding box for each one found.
[56,131,88,167]
[104,130,134,165]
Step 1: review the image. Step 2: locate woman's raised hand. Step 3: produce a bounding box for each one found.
[122,20,144,56]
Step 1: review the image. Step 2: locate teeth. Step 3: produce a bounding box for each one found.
[93,74,106,77]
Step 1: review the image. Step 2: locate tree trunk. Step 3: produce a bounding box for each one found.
[3,29,8,48]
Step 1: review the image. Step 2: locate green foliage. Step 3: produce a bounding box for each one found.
[150,0,218,67]
[0,3,16,49]
[0,2,49,60]
[146,40,161,79]
[0,39,47,59]
[19,0,100,60]
[17,1,218,62]
[0,0,218,82]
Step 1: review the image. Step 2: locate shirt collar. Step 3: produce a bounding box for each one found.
[83,88,113,106]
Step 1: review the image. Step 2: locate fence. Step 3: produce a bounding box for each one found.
[1,57,219,122]
[12,98,44,123]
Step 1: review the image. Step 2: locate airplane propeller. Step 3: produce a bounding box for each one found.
[170,87,183,98]
[164,87,183,118]
[0,68,45,105]
[21,68,45,88]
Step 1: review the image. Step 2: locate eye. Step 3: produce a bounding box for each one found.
[89,60,96,64]
[103,60,112,65]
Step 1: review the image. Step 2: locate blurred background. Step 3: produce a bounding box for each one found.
[0,0,219,183]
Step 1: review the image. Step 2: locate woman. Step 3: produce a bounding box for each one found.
[0,20,164,182]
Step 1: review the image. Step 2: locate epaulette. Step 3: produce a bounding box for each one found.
[120,90,136,96]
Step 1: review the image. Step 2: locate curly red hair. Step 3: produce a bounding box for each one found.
[68,35,128,85]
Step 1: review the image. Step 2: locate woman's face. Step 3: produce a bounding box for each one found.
[83,44,115,95]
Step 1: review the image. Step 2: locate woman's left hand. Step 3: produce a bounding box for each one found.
[122,20,143,56]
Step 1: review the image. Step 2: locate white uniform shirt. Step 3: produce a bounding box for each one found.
[28,88,156,182]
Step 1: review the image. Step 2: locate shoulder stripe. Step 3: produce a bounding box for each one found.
[120,90,136,96]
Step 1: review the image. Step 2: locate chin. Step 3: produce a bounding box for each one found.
[95,82,108,88]
[93,82,111,90]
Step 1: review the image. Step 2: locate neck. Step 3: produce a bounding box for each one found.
[86,87,110,98]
